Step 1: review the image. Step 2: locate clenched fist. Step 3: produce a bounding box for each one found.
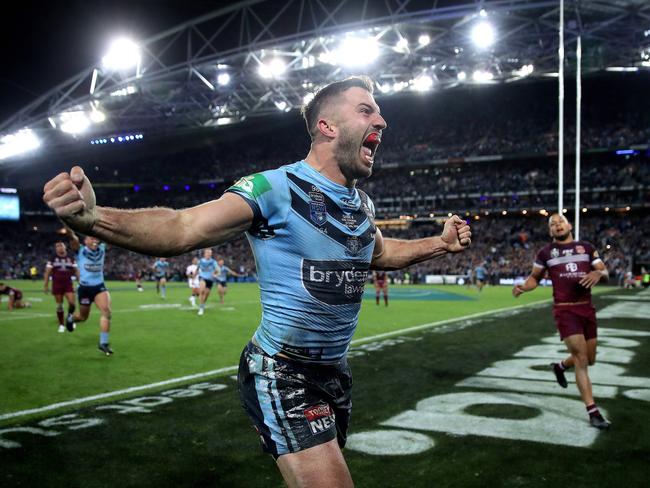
[43,166,97,233]
[441,215,472,253]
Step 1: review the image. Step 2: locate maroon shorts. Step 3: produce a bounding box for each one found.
[12,290,23,301]
[52,280,74,295]
[553,303,597,341]
[375,280,387,288]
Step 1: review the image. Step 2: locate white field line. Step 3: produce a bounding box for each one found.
[0,297,554,422]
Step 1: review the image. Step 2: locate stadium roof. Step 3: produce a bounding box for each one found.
[1,0,649,161]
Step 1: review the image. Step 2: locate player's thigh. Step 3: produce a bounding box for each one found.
[65,292,76,304]
[94,291,112,314]
[78,304,92,320]
[276,438,353,488]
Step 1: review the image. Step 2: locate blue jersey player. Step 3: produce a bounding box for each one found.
[44,76,472,486]
[215,257,242,304]
[65,228,114,356]
[197,248,218,315]
[153,257,170,298]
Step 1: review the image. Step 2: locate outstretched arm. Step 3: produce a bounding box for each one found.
[512,265,545,297]
[44,166,254,256]
[371,215,471,270]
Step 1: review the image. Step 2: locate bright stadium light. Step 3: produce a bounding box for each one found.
[513,64,534,77]
[60,111,91,135]
[89,110,106,123]
[412,74,433,92]
[0,129,40,160]
[258,58,287,78]
[334,37,379,67]
[472,70,494,82]
[395,37,408,53]
[217,72,231,85]
[471,22,496,49]
[457,71,467,81]
[377,82,391,94]
[274,100,288,111]
[102,38,141,71]
[302,93,315,105]
[418,34,431,46]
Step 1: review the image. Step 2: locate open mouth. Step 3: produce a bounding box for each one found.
[361,132,381,163]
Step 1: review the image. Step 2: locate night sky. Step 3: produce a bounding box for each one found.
[0,0,229,124]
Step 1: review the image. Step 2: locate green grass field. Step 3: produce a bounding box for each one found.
[1,281,648,487]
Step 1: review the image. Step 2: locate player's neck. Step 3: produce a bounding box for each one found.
[554,234,574,244]
[304,148,356,188]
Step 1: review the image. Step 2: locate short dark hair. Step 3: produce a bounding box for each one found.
[301,76,374,140]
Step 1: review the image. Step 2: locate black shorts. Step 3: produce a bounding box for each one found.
[202,278,214,289]
[238,341,352,458]
[78,283,107,306]
[217,280,227,288]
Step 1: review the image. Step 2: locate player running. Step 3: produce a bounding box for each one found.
[153,257,170,299]
[197,249,218,316]
[43,76,472,487]
[0,283,30,310]
[513,213,610,429]
[43,240,79,332]
[474,262,488,292]
[215,257,242,304]
[186,257,200,307]
[373,270,389,306]
[65,229,114,356]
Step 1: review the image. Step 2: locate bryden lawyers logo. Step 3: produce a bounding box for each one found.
[302,259,370,305]
[304,403,335,435]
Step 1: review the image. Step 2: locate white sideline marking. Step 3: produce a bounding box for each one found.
[0,297,554,422]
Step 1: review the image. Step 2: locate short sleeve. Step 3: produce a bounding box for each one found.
[226,169,290,233]
[587,243,603,265]
[534,248,547,269]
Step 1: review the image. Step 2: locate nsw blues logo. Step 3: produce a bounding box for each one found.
[309,191,327,226]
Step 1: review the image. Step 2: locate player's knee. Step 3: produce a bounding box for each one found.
[102,309,112,321]
[572,353,589,368]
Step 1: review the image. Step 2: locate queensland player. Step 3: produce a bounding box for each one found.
[186,257,200,307]
[373,270,389,306]
[43,240,79,332]
[0,283,30,310]
[215,257,242,304]
[43,76,472,487]
[197,249,218,316]
[65,229,114,356]
[513,214,610,429]
[153,257,170,299]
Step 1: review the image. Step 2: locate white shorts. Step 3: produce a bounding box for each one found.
[188,278,200,289]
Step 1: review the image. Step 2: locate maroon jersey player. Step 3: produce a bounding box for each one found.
[44,241,79,332]
[373,270,389,306]
[513,213,610,429]
[0,283,31,310]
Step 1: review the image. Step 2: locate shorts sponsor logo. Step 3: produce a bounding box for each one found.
[302,259,369,305]
[304,404,335,435]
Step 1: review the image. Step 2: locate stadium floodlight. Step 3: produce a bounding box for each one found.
[333,37,379,67]
[457,71,467,81]
[377,82,391,94]
[513,64,534,77]
[216,117,236,126]
[392,81,408,92]
[418,34,430,46]
[412,74,433,92]
[302,93,315,105]
[395,37,408,53]
[60,111,90,135]
[0,129,40,160]
[258,58,287,79]
[471,21,495,49]
[217,72,231,86]
[101,38,141,71]
[472,70,494,82]
[89,110,106,123]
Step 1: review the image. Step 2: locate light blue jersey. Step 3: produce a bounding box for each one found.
[153,259,170,278]
[475,265,487,280]
[199,258,218,281]
[227,160,376,363]
[216,265,232,282]
[77,243,106,286]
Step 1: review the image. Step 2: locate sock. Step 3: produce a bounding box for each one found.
[161,285,166,297]
[586,403,600,417]
[376,295,380,305]
[558,361,567,371]
[384,295,388,306]
[56,307,64,325]
[68,303,76,315]
[100,332,110,345]
[200,304,205,310]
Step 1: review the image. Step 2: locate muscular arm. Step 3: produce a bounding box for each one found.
[43,267,51,292]
[44,168,253,257]
[512,265,545,297]
[579,260,609,288]
[371,215,471,270]
[66,227,81,252]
